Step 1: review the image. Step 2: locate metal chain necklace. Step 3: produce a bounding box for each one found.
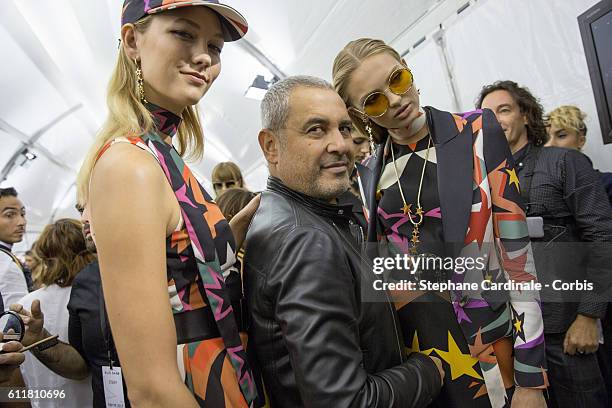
[390,136,432,254]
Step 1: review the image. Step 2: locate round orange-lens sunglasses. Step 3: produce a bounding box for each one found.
[356,67,414,118]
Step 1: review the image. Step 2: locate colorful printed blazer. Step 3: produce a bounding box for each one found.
[357,107,548,389]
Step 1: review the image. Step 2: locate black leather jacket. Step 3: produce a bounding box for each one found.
[244,177,441,408]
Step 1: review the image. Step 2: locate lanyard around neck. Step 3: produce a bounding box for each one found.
[98,283,115,369]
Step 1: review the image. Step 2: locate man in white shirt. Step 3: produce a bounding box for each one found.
[0,187,28,310]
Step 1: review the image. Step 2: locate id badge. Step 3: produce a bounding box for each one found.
[102,366,126,408]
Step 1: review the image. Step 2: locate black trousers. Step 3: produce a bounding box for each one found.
[596,312,612,402]
[544,332,608,408]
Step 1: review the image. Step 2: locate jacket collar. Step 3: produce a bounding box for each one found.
[0,241,12,251]
[360,106,476,255]
[425,106,474,249]
[267,176,353,221]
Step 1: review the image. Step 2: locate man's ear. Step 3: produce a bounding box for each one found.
[258,129,279,166]
[121,23,140,61]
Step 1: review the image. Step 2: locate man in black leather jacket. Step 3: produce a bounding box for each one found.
[244,75,443,408]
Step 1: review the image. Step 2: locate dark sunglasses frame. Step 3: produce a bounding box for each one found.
[213,180,238,190]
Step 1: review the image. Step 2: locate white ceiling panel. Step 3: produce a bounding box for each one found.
[0,132,22,168]
[236,0,339,69]
[0,25,71,136]
[281,0,440,79]
[12,0,108,119]
[36,113,92,168]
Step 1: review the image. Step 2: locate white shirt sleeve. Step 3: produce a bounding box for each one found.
[0,252,28,310]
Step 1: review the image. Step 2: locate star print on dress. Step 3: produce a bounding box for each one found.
[511,305,527,343]
[505,167,520,193]
[433,331,483,381]
[405,331,435,356]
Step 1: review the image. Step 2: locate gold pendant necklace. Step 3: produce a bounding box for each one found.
[390,136,432,254]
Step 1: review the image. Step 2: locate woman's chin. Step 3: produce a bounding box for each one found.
[387,116,413,131]
[175,87,208,107]
[184,93,205,107]
[397,110,421,129]
[168,97,202,111]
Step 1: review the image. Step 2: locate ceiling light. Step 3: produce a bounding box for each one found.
[23,150,37,161]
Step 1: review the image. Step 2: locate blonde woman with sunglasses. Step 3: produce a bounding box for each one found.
[333,39,547,407]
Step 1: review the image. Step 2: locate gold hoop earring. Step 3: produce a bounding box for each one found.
[135,59,148,104]
[362,116,376,153]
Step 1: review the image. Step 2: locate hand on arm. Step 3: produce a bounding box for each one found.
[229,194,260,250]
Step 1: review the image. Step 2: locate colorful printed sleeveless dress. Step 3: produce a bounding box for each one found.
[377,136,513,407]
[95,103,258,407]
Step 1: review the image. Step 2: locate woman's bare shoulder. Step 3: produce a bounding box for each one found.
[91,141,167,190]
[89,141,179,235]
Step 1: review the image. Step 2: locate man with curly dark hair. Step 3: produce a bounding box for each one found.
[475,80,547,151]
[478,81,612,408]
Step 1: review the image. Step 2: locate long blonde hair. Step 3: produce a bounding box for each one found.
[332,38,403,144]
[77,16,204,203]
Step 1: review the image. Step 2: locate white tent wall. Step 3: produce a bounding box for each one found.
[2,0,610,255]
[393,0,610,171]
[403,40,456,113]
[445,0,611,171]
